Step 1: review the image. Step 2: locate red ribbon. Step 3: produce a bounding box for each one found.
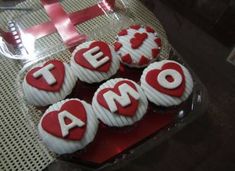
[23,0,115,47]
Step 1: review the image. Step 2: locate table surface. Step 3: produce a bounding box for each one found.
[46,0,235,171]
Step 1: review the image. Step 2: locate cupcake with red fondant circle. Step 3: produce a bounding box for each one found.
[92,78,148,127]
[22,60,77,106]
[140,60,193,107]
[38,98,99,154]
[71,40,120,83]
[114,24,161,68]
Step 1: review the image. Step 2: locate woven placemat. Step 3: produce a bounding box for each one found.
[0,0,170,170]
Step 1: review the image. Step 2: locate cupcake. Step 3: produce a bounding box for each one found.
[71,40,120,83]
[38,99,99,154]
[140,60,193,107]
[92,78,148,127]
[114,24,161,68]
[22,60,77,106]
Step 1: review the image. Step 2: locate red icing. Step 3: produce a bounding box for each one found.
[139,56,150,66]
[152,48,160,58]
[41,100,87,140]
[74,41,112,72]
[26,60,65,92]
[97,80,139,117]
[121,54,132,64]
[130,25,141,30]
[130,33,148,49]
[146,26,155,33]
[118,29,128,36]
[114,42,122,51]
[146,62,186,97]
[155,38,162,47]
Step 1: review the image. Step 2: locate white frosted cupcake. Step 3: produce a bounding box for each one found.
[38,98,99,154]
[114,25,161,68]
[92,78,148,127]
[140,60,193,107]
[71,40,120,83]
[22,60,77,106]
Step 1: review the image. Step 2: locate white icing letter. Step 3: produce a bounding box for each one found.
[103,83,140,112]
[33,64,56,85]
[58,110,85,137]
[157,69,182,89]
[83,46,110,68]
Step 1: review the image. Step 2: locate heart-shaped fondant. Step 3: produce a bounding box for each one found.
[97,80,139,117]
[26,60,65,92]
[41,100,87,141]
[74,41,112,72]
[130,33,148,49]
[146,62,186,97]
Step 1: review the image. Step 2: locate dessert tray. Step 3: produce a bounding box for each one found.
[0,0,208,171]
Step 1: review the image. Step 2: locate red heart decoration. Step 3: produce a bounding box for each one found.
[41,100,87,141]
[130,33,148,49]
[155,38,162,47]
[130,25,141,30]
[139,56,150,66]
[118,29,128,36]
[146,26,155,33]
[152,48,160,58]
[114,42,122,51]
[121,54,132,64]
[26,60,65,92]
[74,41,112,72]
[97,80,139,117]
[146,62,185,97]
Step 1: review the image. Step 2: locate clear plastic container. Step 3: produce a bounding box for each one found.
[0,0,208,170]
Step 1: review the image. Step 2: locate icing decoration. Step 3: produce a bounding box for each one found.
[115,25,161,67]
[146,62,185,97]
[152,48,160,58]
[41,100,87,140]
[139,56,150,66]
[157,69,182,89]
[130,33,148,49]
[26,60,65,92]
[146,26,155,33]
[32,64,56,85]
[130,25,141,30]
[121,54,132,64]
[74,41,112,72]
[118,29,128,36]
[155,38,162,47]
[97,80,140,117]
[114,42,122,51]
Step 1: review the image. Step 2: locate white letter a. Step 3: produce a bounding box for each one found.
[58,110,85,137]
